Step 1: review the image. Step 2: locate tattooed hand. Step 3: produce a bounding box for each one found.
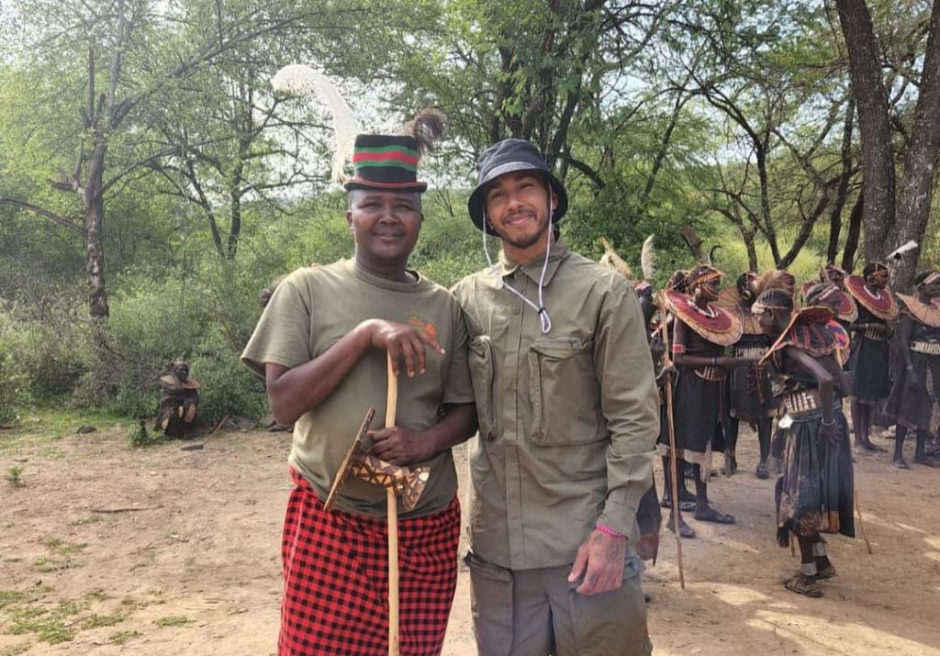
[567,529,627,596]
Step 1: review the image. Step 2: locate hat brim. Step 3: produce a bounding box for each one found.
[467,164,568,231]
[344,177,428,193]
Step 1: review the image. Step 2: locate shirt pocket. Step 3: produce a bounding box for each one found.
[528,336,604,446]
[468,335,499,441]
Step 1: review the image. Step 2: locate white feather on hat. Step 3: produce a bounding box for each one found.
[272,64,361,183]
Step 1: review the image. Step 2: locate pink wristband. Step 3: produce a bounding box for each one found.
[595,522,625,538]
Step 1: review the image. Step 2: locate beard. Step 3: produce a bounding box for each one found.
[505,228,547,250]
[490,213,550,251]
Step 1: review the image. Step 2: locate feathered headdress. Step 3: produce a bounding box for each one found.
[641,235,656,281]
[402,108,446,155]
[598,237,633,278]
[272,64,362,183]
[753,269,796,299]
[887,240,918,260]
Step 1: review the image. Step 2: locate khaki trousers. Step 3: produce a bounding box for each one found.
[466,552,652,656]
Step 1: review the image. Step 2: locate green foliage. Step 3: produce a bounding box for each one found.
[2,0,940,424]
[154,615,192,628]
[126,421,161,448]
[0,313,29,423]
[109,630,141,645]
[5,465,24,487]
[81,613,124,630]
[5,599,85,644]
[0,590,28,609]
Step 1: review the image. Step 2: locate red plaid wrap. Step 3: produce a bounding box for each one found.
[280,467,460,656]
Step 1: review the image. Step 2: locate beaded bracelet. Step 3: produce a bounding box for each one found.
[595,522,625,538]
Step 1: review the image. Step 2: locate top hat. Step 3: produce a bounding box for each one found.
[343,134,428,193]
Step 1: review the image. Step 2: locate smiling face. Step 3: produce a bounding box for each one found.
[346,189,422,274]
[483,171,556,262]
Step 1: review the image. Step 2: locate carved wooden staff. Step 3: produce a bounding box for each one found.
[324,353,429,656]
[658,293,686,589]
[384,352,401,656]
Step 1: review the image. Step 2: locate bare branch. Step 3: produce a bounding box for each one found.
[0,198,87,236]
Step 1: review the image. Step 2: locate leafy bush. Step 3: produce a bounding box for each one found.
[127,420,163,448]
[0,312,30,423]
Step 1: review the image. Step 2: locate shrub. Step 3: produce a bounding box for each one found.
[127,420,163,448]
[0,312,30,423]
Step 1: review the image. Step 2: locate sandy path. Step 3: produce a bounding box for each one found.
[0,425,938,655]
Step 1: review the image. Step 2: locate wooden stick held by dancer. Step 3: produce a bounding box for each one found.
[854,486,873,555]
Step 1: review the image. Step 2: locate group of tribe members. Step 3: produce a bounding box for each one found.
[627,260,940,598]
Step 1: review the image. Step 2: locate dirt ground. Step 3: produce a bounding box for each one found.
[1,421,939,656]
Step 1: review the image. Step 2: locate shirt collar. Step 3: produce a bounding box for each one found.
[497,235,571,286]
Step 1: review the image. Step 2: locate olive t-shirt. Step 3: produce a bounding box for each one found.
[241,259,473,518]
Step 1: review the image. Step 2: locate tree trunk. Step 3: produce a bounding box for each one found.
[84,137,110,318]
[828,99,856,263]
[85,194,109,318]
[778,193,829,269]
[892,0,940,291]
[228,192,242,259]
[756,141,781,264]
[743,230,758,272]
[835,0,895,263]
[841,193,864,272]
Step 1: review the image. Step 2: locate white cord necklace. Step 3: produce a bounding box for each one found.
[481,201,554,334]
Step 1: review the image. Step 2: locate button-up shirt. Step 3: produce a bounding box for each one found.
[453,238,659,570]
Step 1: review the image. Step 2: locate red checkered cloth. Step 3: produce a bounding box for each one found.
[280,467,460,656]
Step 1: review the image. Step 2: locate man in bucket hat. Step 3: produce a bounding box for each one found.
[242,111,477,656]
[453,139,658,656]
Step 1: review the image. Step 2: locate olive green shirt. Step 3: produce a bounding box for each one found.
[453,239,659,570]
[241,259,474,518]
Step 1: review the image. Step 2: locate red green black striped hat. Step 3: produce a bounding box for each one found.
[343,134,428,193]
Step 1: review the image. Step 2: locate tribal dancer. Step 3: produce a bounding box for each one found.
[754,288,855,598]
[886,270,940,468]
[636,280,667,555]
[664,265,743,524]
[804,283,852,369]
[802,265,858,330]
[658,270,697,535]
[718,272,774,478]
[845,264,899,451]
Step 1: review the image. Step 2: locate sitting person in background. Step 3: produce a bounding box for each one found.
[155,360,200,438]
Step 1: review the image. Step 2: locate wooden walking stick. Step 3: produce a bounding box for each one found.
[854,485,874,555]
[324,352,430,656]
[658,294,686,589]
[384,353,401,656]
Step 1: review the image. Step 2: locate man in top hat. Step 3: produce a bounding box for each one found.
[453,139,658,656]
[242,112,477,656]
